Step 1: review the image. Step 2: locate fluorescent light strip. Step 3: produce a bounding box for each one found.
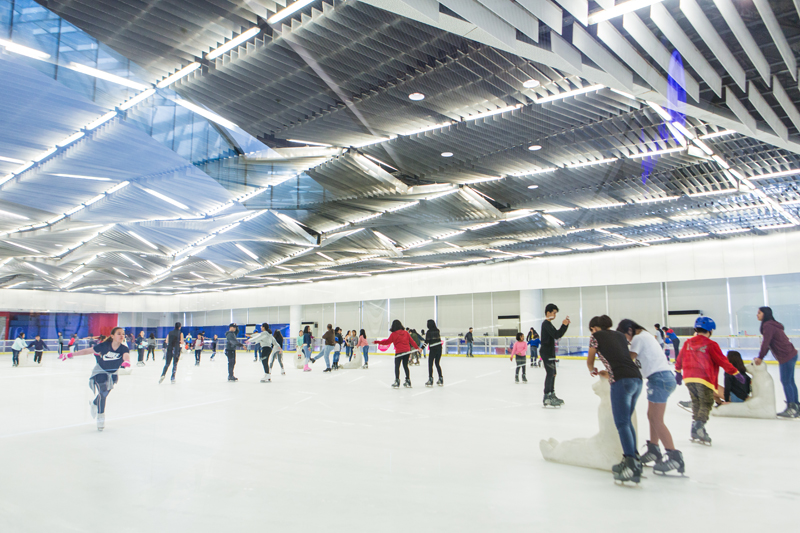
[542,214,565,226]
[113,267,129,278]
[176,99,236,129]
[235,243,260,261]
[633,196,680,204]
[646,101,672,122]
[268,0,316,24]
[510,167,558,177]
[676,233,709,239]
[714,228,750,235]
[157,62,201,88]
[207,27,261,59]
[3,240,41,253]
[118,88,156,111]
[712,155,730,169]
[57,132,84,147]
[588,0,666,24]
[688,189,734,197]
[587,202,627,209]
[670,121,696,139]
[0,209,29,220]
[699,129,736,140]
[627,146,685,159]
[129,231,158,250]
[465,104,523,120]
[121,254,143,269]
[566,157,618,168]
[758,223,797,230]
[286,139,332,147]
[67,63,149,91]
[207,260,225,273]
[53,174,111,181]
[360,153,398,171]
[316,251,334,261]
[86,111,117,130]
[0,38,50,60]
[535,84,605,104]
[749,168,800,180]
[0,155,25,165]
[691,138,714,156]
[33,147,57,162]
[142,188,189,210]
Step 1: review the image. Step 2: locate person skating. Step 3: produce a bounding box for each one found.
[617,319,684,475]
[194,333,204,366]
[159,322,183,384]
[375,320,419,388]
[26,335,48,364]
[527,328,541,367]
[302,326,314,372]
[464,327,474,357]
[587,315,643,483]
[675,317,745,445]
[248,323,276,382]
[510,333,528,384]
[313,324,334,372]
[357,329,369,369]
[210,334,218,360]
[270,328,285,375]
[541,304,570,407]
[136,331,146,366]
[225,324,242,381]
[57,332,65,355]
[332,327,343,370]
[145,333,156,362]
[62,327,130,431]
[424,320,443,386]
[11,333,25,367]
[755,307,799,418]
[664,327,680,362]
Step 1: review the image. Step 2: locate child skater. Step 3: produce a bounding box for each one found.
[375,320,419,388]
[61,327,130,431]
[510,333,528,384]
[424,320,443,386]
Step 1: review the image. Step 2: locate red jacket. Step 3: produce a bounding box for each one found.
[675,335,739,391]
[376,330,419,354]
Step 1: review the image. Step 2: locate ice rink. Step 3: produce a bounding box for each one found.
[1,352,797,532]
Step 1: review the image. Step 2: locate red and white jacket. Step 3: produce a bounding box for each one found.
[675,335,739,391]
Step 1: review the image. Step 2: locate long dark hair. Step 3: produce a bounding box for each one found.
[759,306,775,334]
[303,325,311,334]
[726,350,748,375]
[390,319,404,332]
[426,319,438,331]
[616,319,645,337]
[359,329,366,338]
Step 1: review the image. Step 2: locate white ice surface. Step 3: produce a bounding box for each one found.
[0,354,797,532]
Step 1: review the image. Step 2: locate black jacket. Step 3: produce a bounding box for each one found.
[540,320,568,359]
[465,331,473,342]
[27,339,48,351]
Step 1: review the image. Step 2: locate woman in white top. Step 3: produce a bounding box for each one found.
[11,333,27,367]
[194,334,204,366]
[617,319,683,475]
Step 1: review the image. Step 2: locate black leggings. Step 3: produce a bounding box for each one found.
[260,346,273,374]
[161,348,180,378]
[137,348,144,362]
[515,355,526,377]
[146,347,155,360]
[542,357,557,393]
[394,353,410,380]
[428,345,442,379]
[34,351,43,363]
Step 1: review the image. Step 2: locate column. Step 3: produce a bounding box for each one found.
[520,289,543,333]
[289,305,302,341]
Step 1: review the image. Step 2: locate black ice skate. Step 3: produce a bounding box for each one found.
[543,393,562,408]
[690,421,711,445]
[403,378,412,388]
[437,377,443,386]
[640,441,663,465]
[391,379,400,389]
[425,378,433,387]
[653,449,686,476]
[613,456,642,484]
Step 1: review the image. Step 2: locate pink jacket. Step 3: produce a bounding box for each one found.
[510,341,528,356]
[356,335,369,348]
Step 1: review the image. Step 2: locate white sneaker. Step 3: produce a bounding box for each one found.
[89,400,97,419]
[97,414,105,432]
[261,374,271,383]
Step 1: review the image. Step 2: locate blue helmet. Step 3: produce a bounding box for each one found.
[695,316,716,331]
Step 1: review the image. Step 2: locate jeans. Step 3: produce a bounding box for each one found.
[226,349,236,378]
[779,354,799,404]
[194,350,202,363]
[428,345,442,379]
[270,349,283,370]
[467,342,473,356]
[11,349,19,365]
[609,377,643,457]
[362,346,369,364]
[161,347,181,379]
[137,348,144,362]
[671,340,680,359]
[316,345,333,368]
[346,346,353,360]
[646,370,676,403]
[333,350,340,365]
[303,345,311,364]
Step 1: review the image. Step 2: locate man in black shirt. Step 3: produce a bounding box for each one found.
[465,328,474,357]
[540,303,570,406]
[225,323,241,381]
[159,322,184,384]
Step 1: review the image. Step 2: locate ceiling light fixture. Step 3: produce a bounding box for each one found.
[527,185,539,189]
[175,99,237,129]
[57,132,85,147]
[511,167,558,177]
[52,174,112,181]
[360,153,398,172]
[711,155,730,169]
[699,129,736,140]
[714,228,749,234]
[316,251,334,261]
[566,157,618,168]
[86,111,117,130]
[646,101,673,122]
[207,27,261,59]
[441,152,454,157]
[523,79,540,88]
[676,233,709,239]
[535,84,605,104]
[627,146,685,159]
[588,0,666,24]
[542,214,565,226]
[0,155,25,165]
[691,138,714,156]
[157,62,201,88]
[408,92,425,101]
[3,240,41,253]
[670,121,696,139]
[67,63,149,90]
[118,88,156,110]
[143,188,190,210]
[33,147,57,162]
[268,0,315,24]
[749,168,800,180]
[528,145,542,151]
[129,231,158,250]
[207,260,226,273]
[587,202,627,209]
[687,189,734,197]
[286,139,332,147]
[113,267,129,278]
[0,38,50,60]
[235,243,260,261]
[0,209,29,220]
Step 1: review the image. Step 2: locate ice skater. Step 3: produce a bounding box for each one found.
[755,306,799,418]
[145,333,156,361]
[225,323,242,381]
[617,319,684,475]
[357,329,369,369]
[375,319,419,389]
[332,327,343,370]
[62,327,130,431]
[675,317,745,445]
[312,324,335,372]
[302,326,313,372]
[194,332,204,366]
[424,320,443,386]
[586,315,643,483]
[509,333,528,384]
[26,334,48,364]
[11,333,26,367]
[247,323,276,383]
[270,328,285,375]
[527,327,540,367]
[136,331,146,366]
[541,304,570,407]
[210,334,218,360]
[159,322,184,384]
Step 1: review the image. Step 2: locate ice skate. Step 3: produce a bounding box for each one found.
[653,449,686,476]
[281,370,286,375]
[303,365,311,372]
[437,377,443,386]
[171,378,176,384]
[362,364,368,369]
[403,378,412,388]
[228,376,238,382]
[515,376,520,384]
[522,375,528,384]
[777,402,800,418]
[640,441,662,465]
[137,362,145,367]
[690,421,712,445]
[159,375,165,384]
[323,368,332,373]
[425,378,433,387]
[391,379,400,389]
[96,414,105,432]
[678,400,692,412]
[543,393,561,408]
[89,399,98,419]
[613,456,642,484]
[551,394,565,406]
[260,374,271,383]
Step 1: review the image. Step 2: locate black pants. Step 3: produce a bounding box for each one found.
[146,347,155,361]
[428,345,442,379]
[671,340,680,360]
[33,351,43,363]
[515,355,526,377]
[226,350,236,378]
[260,346,273,374]
[394,353,410,380]
[542,357,557,393]
[161,347,180,379]
[137,348,144,362]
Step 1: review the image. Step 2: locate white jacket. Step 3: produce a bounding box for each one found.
[248,331,275,348]
[12,337,27,351]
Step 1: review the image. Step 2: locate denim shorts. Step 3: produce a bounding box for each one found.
[647,370,677,403]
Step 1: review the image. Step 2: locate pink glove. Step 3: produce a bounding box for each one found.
[121,361,130,369]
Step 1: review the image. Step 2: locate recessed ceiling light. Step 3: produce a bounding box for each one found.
[523,79,540,88]
[528,145,542,151]
[408,93,425,101]
[441,152,453,157]
[528,185,539,189]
